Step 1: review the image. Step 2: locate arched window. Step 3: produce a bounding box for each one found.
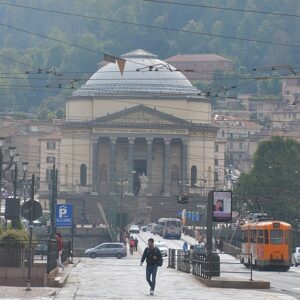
[80,164,87,186]
[191,165,197,187]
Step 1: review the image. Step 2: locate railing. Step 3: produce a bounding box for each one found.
[47,239,58,273]
[168,248,253,281]
[177,250,191,273]
[168,249,176,269]
[0,238,73,274]
[0,239,50,267]
[62,241,72,263]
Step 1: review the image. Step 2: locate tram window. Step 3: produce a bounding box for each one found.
[270,229,283,245]
[264,229,269,244]
[258,230,264,244]
[250,230,256,243]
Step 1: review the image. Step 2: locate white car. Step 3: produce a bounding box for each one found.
[142,223,156,232]
[292,247,300,267]
[155,241,168,257]
[129,224,140,234]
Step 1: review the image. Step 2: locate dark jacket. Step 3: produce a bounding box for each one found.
[141,247,162,266]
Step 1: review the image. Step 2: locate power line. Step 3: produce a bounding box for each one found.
[143,0,300,19]
[1,2,300,49]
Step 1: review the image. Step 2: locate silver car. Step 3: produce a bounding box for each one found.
[85,243,127,259]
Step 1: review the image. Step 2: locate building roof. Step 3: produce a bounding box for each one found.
[73,49,200,97]
[165,54,232,63]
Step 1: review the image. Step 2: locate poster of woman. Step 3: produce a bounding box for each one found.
[212,191,232,222]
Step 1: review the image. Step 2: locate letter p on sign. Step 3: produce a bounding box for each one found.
[59,206,68,218]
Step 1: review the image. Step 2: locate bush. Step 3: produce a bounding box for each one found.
[0,229,30,248]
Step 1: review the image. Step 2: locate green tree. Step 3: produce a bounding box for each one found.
[235,136,300,225]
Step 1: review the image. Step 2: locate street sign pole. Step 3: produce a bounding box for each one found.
[207,191,213,279]
[50,165,57,239]
[71,208,74,264]
[26,174,34,292]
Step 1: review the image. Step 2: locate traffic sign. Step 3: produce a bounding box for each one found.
[55,204,73,228]
[21,200,43,221]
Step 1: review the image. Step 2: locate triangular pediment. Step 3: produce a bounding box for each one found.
[90,105,190,126]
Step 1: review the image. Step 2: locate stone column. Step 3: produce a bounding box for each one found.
[127,137,135,195]
[92,137,99,193]
[163,138,171,196]
[181,138,188,194]
[146,137,153,195]
[109,137,117,194]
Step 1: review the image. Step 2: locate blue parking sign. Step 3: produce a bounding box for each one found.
[56,204,73,228]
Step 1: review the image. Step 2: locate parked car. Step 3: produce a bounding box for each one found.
[129,224,140,234]
[151,224,162,235]
[292,247,300,267]
[85,242,127,259]
[141,223,156,232]
[34,243,48,255]
[155,241,168,256]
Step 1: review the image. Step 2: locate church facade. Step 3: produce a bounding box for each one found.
[58,49,224,222]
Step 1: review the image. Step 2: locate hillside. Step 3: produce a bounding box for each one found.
[0,0,299,113]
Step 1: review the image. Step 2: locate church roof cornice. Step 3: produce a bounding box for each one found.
[89,104,191,125]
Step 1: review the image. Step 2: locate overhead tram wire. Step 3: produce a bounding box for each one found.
[1,3,300,49]
[143,0,300,19]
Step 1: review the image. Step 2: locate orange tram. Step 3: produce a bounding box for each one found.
[240,220,292,271]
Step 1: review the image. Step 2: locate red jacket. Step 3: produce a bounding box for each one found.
[57,237,63,252]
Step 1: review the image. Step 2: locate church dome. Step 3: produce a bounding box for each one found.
[73,49,200,97]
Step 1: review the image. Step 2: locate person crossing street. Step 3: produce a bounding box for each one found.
[140,238,162,296]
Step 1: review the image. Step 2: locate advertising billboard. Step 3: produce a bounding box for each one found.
[212,191,232,222]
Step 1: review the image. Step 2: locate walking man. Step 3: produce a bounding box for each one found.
[140,238,162,295]
[134,237,138,251]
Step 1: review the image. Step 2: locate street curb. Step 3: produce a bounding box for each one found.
[197,277,270,289]
[54,258,81,288]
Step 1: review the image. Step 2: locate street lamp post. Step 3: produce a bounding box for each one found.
[116,169,135,242]
[10,153,28,229]
[11,153,19,202]
[0,137,4,225]
[0,142,16,226]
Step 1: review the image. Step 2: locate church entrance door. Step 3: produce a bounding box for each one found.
[133,159,147,195]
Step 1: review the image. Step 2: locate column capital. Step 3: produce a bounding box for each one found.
[128,137,135,145]
[181,138,188,145]
[91,135,99,144]
[110,137,117,144]
[146,137,153,145]
[164,137,171,145]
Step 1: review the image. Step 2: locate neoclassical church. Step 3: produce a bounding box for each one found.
[59,49,224,222]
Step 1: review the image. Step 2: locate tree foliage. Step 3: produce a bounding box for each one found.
[0,0,299,112]
[234,136,300,224]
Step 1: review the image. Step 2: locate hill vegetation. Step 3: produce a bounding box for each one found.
[0,0,299,114]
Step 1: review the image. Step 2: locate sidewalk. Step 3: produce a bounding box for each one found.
[53,252,295,300]
[0,286,57,299]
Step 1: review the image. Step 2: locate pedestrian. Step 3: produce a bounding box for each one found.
[129,237,135,255]
[56,232,65,271]
[183,241,188,253]
[140,238,162,296]
[134,237,138,251]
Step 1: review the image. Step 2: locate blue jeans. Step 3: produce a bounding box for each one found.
[146,264,158,291]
